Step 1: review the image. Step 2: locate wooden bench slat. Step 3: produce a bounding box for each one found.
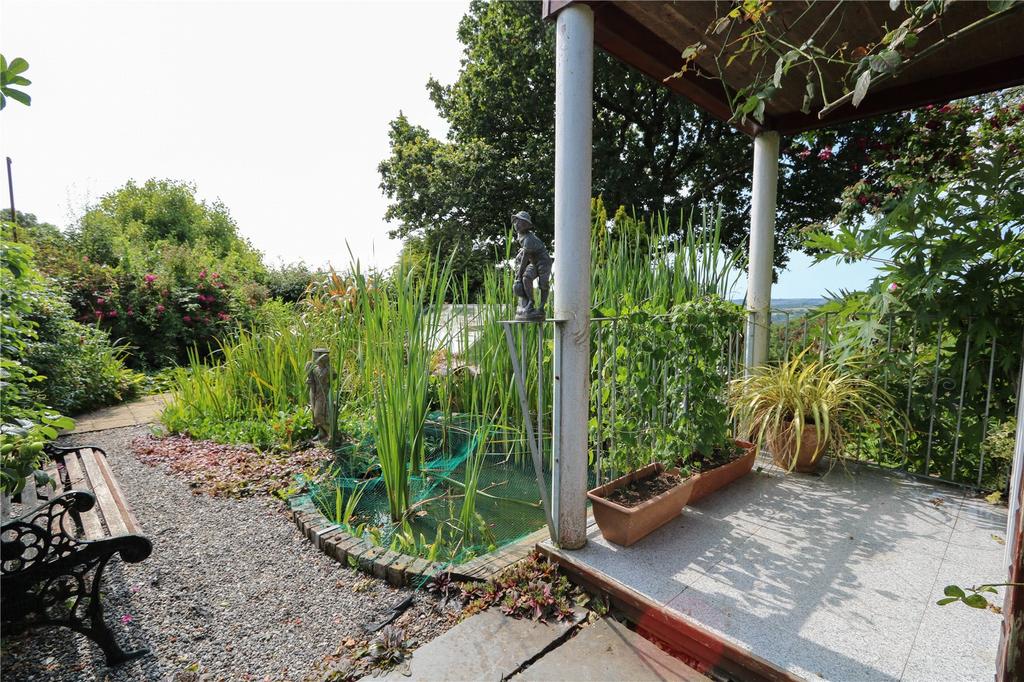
[20,474,39,510]
[79,450,130,538]
[89,450,141,535]
[63,453,105,540]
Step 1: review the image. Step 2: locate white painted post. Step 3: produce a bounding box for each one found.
[552,2,593,550]
[744,130,780,374]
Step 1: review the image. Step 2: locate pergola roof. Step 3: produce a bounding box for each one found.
[543,0,1024,136]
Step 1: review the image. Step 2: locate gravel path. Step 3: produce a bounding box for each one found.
[2,425,455,681]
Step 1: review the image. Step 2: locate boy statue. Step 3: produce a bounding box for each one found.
[512,210,552,321]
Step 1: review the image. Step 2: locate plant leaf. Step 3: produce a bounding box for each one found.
[852,70,872,108]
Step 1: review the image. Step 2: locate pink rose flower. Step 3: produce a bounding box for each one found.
[183,315,192,323]
[199,270,207,279]
[107,310,118,318]
[888,282,900,294]
[156,304,166,313]
[144,274,157,284]
[817,147,833,161]
[96,297,105,305]
[126,309,134,317]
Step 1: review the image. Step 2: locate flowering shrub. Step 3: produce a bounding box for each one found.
[27,180,271,368]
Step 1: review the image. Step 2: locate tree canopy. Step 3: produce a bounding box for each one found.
[379,0,889,289]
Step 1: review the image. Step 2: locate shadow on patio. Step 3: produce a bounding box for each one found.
[542,458,1006,681]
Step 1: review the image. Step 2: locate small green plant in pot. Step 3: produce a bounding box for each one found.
[729,349,898,473]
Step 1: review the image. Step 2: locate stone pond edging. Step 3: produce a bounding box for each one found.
[288,497,546,586]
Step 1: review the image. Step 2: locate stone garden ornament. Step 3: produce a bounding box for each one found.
[512,211,552,321]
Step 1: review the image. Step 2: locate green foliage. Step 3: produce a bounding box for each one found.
[0,231,75,494]
[265,261,317,303]
[936,582,1024,612]
[21,180,270,368]
[0,54,31,109]
[981,419,1017,494]
[799,91,1023,485]
[355,254,452,522]
[594,298,744,476]
[22,288,142,414]
[380,0,884,289]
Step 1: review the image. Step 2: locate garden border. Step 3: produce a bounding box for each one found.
[288,497,548,586]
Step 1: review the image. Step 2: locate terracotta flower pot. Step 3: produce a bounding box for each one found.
[688,440,756,504]
[588,462,695,547]
[768,423,824,473]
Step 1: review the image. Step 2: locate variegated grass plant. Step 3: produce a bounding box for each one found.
[728,348,900,469]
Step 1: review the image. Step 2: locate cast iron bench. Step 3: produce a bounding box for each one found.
[1,444,152,665]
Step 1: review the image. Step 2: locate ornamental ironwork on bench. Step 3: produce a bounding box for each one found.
[1,444,153,665]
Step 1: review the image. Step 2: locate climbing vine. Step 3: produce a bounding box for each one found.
[669,0,1022,125]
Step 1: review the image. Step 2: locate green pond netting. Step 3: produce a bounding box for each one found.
[295,413,552,568]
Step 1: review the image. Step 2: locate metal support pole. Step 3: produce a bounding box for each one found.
[6,157,17,240]
[552,2,593,550]
[996,358,1024,681]
[744,131,780,375]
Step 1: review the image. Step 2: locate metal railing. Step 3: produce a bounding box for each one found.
[502,307,1021,494]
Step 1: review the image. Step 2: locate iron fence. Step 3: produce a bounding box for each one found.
[502,306,1021,494]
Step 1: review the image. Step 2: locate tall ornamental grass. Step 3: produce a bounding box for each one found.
[354,255,453,522]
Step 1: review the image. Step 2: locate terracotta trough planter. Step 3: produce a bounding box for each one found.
[588,441,758,546]
[588,463,694,547]
[688,440,756,504]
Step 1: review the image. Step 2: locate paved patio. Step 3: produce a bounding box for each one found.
[543,459,1007,681]
[68,393,169,433]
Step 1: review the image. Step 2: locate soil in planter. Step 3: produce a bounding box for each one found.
[605,470,683,508]
[687,443,746,473]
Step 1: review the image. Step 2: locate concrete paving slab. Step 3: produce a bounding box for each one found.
[901,558,1003,682]
[550,464,1007,681]
[68,393,171,433]
[378,608,584,681]
[514,618,707,681]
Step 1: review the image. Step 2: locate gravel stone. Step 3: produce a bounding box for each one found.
[1,426,456,681]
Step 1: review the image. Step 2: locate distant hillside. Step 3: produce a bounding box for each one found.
[731,298,825,322]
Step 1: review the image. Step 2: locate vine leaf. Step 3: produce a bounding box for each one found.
[852,70,872,107]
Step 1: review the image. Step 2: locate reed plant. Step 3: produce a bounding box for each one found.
[353,254,453,522]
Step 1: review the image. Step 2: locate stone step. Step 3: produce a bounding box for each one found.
[513,617,708,682]
[374,608,586,681]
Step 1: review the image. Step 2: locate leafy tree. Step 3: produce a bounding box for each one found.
[23,181,270,368]
[804,89,1023,487]
[379,0,890,288]
[807,89,1024,338]
[74,179,257,264]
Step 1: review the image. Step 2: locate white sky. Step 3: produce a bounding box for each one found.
[1,0,880,294]
[1,0,470,270]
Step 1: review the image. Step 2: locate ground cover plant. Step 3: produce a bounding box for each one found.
[130,434,329,499]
